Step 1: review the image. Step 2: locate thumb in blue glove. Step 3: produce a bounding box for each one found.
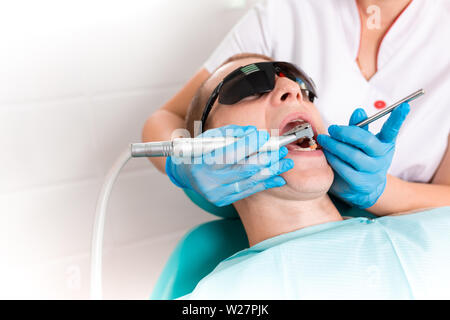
[316,103,410,208]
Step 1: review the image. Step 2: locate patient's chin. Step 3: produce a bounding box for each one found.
[276,166,334,200]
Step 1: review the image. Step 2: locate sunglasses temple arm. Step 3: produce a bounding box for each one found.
[200,82,222,131]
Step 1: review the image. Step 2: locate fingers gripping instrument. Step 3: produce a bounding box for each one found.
[131,123,316,158]
[355,89,425,128]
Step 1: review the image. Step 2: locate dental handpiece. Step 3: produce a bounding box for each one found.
[131,123,315,158]
[355,89,425,128]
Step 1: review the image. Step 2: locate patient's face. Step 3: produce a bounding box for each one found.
[206,58,334,200]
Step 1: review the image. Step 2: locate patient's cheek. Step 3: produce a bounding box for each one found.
[215,103,266,128]
[281,159,334,197]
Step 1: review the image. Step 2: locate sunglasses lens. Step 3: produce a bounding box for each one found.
[219,62,317,105]
[219,65,275,105]
[275,62,318,101]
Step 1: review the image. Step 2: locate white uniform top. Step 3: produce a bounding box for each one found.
[204,0,450,183]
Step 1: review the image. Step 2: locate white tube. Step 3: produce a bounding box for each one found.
[90,146,132,299]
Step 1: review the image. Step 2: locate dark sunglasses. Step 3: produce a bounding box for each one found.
[200,61,318,131]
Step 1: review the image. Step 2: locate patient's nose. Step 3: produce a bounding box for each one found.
[270,77,302,107]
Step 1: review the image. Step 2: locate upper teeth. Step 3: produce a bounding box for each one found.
[290,119,307,124]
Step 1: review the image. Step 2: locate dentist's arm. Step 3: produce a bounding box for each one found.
[142,68,211,173]
[369,135,450,215]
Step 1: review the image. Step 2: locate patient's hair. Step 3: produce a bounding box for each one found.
[186,53,273,137]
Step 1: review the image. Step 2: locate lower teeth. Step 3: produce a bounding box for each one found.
[293,146,314,152]
[292,139,318,152]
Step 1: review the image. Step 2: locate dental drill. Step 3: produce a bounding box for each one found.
[131,122,315,158]
[90,123,315,299]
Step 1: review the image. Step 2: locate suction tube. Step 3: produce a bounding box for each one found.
[90,146,132,299]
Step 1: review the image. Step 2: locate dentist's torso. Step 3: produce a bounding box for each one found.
[204,0,450,183]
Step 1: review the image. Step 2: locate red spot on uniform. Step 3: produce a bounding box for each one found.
[374,100,386,109]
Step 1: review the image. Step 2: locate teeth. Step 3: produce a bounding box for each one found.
[292,146,314,152]
[289,119,307,124]
[290,138,318,152]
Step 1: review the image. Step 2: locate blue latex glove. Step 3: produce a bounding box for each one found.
[166,125,294,207]
[316,103,411,209]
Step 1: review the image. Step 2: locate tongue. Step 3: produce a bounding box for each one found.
[299,138,310,148]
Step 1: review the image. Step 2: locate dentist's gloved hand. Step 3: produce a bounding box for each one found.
[166,125,294,207]
[316,103,410,209]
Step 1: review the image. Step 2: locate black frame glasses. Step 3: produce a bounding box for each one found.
[200,61,318,132]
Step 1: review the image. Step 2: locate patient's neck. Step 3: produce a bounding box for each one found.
[234,193,342,247]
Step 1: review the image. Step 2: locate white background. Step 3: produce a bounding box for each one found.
[0,0,259,299]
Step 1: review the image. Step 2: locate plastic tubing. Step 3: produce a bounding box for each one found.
[90,146,132,299]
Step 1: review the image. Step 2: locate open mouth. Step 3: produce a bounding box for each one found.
[290,135,317,151]
[280,119,321,152]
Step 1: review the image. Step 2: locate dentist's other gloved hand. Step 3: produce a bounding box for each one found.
[317,103,410,209]
[166,125,294,207]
